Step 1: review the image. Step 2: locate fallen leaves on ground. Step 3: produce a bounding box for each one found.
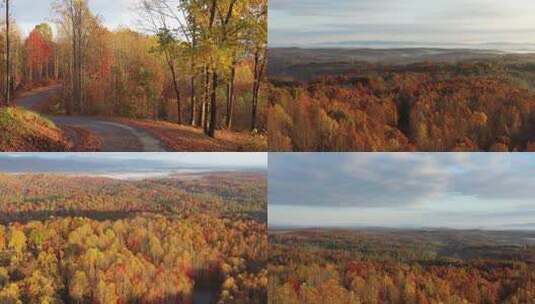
[61,125,102,152]
[0,107,70,151]
[115,118,267,151]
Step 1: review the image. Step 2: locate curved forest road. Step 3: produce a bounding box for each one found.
[16,86,169,152]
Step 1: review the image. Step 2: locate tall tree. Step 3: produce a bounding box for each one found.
[206,0,218,137]
[201,0,242,137]
[155,29,184,124]
[138,0,203,125]
[35,23,54,79]
[53,0,93,114]
[222,0,248,130]
[25,29,52,82]
[4,0,10,106]
[247,0,267,131]
[135,0,267,136]
[180,1,202,127]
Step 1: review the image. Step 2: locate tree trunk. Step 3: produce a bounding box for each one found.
[225,63,236,130]
[201,102,207,132]
[80,62,84,113]
[11,44,16,92]
[208,72,218,138]
[167,58,181,124]
[203,0,218,136]
[71,3,83,114]
[69,9,76,115]
[202,67,210,134]
[190,75,196,126]
[78,23,84,113]
[251,49,265,131]
[73,22,77,114]
[45,59,49,80]
[251,85,258,132]
[189,32,197,126]
[5,0,10,106]
[54,51,59,80]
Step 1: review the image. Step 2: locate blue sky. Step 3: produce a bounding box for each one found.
[269,153,535,230]
[269,0,535,48]
[7,0,138,36]
[0,153,267,172]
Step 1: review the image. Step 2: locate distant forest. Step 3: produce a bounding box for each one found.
[268,48,535,151]
[269,229,535,304]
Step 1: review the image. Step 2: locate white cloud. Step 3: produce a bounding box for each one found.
[269,153,535,229]
[269,0,535,46]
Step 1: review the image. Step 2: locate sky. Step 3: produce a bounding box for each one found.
[8,0,139,36]
[0,152,267,173]
[269,0,535,48]
[269,153,535,230]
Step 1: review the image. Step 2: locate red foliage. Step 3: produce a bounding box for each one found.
[25,30,52,68]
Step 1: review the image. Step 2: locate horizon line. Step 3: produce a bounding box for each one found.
[268,225,535,232]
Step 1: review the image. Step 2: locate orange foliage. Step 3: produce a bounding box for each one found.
[269,69,535,151]
[25,30,52,69]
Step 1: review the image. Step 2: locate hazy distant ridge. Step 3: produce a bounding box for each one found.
[275,41,535,53]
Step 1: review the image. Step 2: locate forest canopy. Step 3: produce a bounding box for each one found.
[0,171,267,303]
[269,229,535,304]
[268,49,535,152]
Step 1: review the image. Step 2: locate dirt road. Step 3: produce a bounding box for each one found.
[16,86,168,152]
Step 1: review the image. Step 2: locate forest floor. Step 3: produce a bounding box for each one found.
[116,118,267,151]
[14,85,266,152]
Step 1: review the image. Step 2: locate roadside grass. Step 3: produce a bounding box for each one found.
[0,107,70,151]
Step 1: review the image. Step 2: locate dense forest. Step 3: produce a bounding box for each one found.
[0,0,267,143]
[0,171,267,303]
[268,48,535,151]
[269,229,535,304]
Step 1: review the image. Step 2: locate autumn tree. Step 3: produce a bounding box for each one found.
[53,0,95,114]
[24,29,52,83]
[154,28,185,124]
[4,0,10,106]
[7,228,26,258]
[137,0,268,137]
[247,0,267,131]
[34,23,54,79]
